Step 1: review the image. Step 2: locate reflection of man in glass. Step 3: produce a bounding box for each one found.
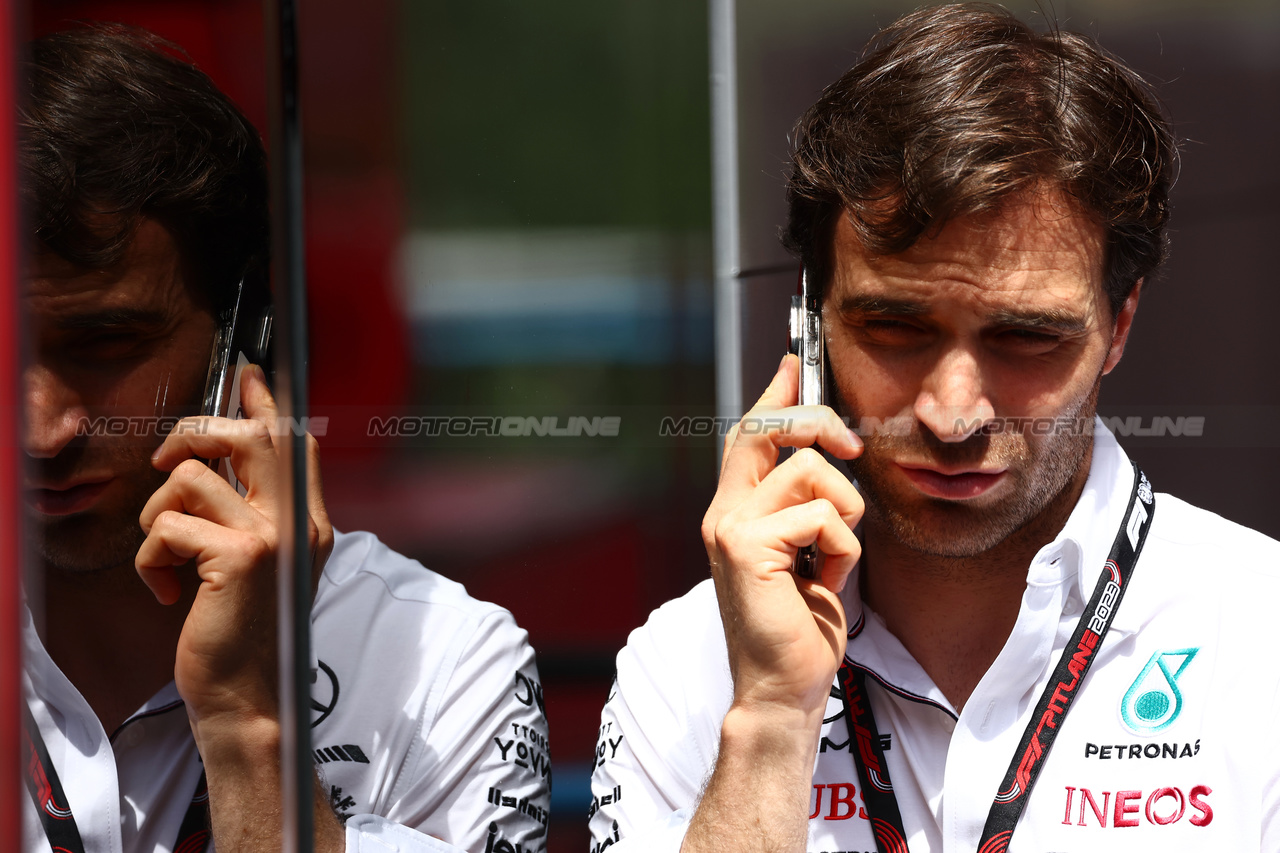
[21,27,549,853]
[592,5,1280,852]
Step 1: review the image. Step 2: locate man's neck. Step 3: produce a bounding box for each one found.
[35,560,198,735]
[860,457,1092,713]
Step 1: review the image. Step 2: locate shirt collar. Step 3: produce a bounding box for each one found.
[22,600,186,736]
[1039,417,1141,637]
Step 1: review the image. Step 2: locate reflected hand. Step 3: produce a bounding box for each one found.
[136,364,334,727]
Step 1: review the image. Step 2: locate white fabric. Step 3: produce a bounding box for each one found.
[23,530,550,853]
[591,426,1280,852]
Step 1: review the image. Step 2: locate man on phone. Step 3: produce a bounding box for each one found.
[21,26,549,853]
[591,5,1280,851]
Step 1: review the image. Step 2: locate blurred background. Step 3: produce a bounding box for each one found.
[19,1,1280,851]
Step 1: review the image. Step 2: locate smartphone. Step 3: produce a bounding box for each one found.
[200,276,273,494]
[788,267,825,580]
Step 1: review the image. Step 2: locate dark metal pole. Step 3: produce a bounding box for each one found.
[264,0,313,850]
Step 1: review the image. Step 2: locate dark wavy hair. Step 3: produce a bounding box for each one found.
[784,3,1176,315]
[20,25,268,309]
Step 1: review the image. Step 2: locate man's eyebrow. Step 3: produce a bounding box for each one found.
[835,294,1093,334]
[53,309,170,330]
[834,295,929,316]
[986,308,1090,334]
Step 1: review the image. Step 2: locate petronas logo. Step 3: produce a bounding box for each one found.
[1120,648,1199,736]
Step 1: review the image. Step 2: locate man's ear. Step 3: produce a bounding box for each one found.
[1102,280,1142,376]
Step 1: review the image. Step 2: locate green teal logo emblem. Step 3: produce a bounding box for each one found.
[1121,648,1198,735]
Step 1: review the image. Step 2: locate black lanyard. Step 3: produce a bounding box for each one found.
[840,462,1155,853]
[22,704,211,853]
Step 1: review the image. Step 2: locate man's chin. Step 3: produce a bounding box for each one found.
[30,511,145,576]
[867,495,1027,559]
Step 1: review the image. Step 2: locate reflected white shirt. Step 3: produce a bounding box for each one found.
[23,530,550,853]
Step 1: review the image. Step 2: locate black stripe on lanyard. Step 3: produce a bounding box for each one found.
[23,705,212,853]
[22,705,84,853]
[838,665,910,853]
[839,462,1155,853]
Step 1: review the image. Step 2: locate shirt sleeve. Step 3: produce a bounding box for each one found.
[381,608,551,853]
[588,581,731,852]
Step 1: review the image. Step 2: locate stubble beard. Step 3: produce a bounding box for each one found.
[29,442,167,578]
[846,383,1100,560]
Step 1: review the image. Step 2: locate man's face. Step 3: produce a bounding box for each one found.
[826,191,1136,558]
[24,219,218,575]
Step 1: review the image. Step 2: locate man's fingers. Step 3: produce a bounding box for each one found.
[745,406,862,455]
[711,498,861,593]
[151,363,280,466]
[140,458,265,535]
[713,411,862,528]
[144,365,332,600]
[305,433,334,584]
[719,354,797,473]
[746,447,864,525]
[238,364,284,454]
[151,417,280,498]
[757,353,801,417]
[135,509,191,605]
[136,511,268,604]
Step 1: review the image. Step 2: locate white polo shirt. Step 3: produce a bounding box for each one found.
[590,427,1280,852]
[24,530,550,853]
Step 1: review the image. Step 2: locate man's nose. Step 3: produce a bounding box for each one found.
[913,347,995,442]
[23,365,85,458]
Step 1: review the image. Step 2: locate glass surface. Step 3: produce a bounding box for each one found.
[17,2,715,852]
[17,1,290,849]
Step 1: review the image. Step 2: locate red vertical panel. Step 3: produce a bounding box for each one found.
[0,0,20,846]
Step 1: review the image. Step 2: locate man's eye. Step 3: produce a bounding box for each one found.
[75,332,145,359]
[993,328,1061,353]
[857,318,927,344]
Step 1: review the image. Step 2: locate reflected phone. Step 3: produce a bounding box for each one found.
[200,276,273,493]
[788,267,825,580]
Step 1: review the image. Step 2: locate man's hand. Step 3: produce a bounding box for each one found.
[685,354,863,853]
[137,364,333,721]
[704,353,863,718]
[135,364,341,851]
